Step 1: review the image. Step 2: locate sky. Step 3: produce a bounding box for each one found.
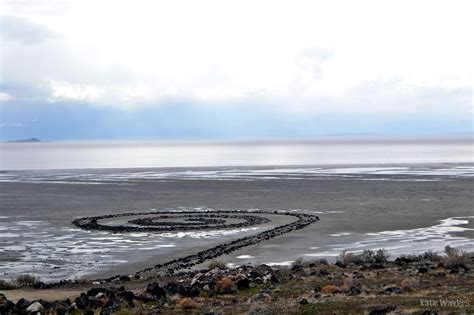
[0,0,472,140]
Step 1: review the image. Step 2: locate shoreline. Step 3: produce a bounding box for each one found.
[1,160,473,173]
[1,248,472,314]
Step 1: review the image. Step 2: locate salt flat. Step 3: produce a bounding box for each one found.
[0,163,472,282]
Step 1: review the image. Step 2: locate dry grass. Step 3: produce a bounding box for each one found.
[420,250,443,262]
[208,260,226,270]
[292,257,328,268]
[337,249,390,265]
[343,278,360,288]
[216,277,237,294]
[272,265,291,278]
[443,245,469,269]
[15,274,38,287]
[0,280,17,290]
[179,298,196,309]
[7,253,474,315]
[400,277,417,292]
[321,284,339,294]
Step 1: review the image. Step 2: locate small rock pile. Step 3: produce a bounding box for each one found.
[0,288,132,315]
[1,292,75,315]
[0,264,288,315]
[141,263,285,301]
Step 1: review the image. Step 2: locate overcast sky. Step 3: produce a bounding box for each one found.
[0,0,472,140]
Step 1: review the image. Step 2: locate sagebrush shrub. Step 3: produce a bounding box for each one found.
[15,274,38,287]
[216,277,237,294]
[443,245,468,269]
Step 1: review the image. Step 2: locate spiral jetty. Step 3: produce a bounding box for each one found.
[72,210,319,281]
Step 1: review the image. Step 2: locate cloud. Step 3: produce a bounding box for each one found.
[0,0,71,16]
[294,47,333,81]
[49,80,104,102]
[0,15,57,44]
[0,122,24,128]
[0,92,12,102]
[0,0,472,120]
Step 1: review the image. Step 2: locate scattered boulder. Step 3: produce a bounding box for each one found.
[395,257,415,266]
[256,264,274,275]
[381,286,402,295]
[74,294,102,310]
[369,304,397,315]
[418,267,429,274]
[146,282,166,298]
[14,298,31,313]
[235,275,250,289]
[0,294,15,314]
[334,261,346,268]
[180,285,200,297]
[248,269,263,279]
[346,286,361,296]
[191,273,203,286]
[298,298,308,305]
[291,264,304,272]
[50,300,71,315]
[118,290,136,307]
[26,301,44,313]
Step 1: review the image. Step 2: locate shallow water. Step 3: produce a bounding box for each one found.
[0,139,473,282]
[1,163,473,282]
[1,164,473,185]
[0,209,272,282]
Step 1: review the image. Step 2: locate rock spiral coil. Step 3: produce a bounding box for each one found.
[72,210,319,279]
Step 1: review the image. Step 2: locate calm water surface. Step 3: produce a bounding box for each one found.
[1,138,472,170]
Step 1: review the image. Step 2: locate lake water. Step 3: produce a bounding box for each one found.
[1,137,473,282]
[1,138,472,170]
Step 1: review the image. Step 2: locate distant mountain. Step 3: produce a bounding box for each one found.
[7,138,43,143]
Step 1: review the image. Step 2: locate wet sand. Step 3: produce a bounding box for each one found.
[0,163,473,281]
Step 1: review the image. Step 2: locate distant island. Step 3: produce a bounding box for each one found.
[6,138,43,143]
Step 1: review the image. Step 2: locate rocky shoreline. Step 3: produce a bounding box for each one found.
[1,247,473,314]
[1,211,473,314]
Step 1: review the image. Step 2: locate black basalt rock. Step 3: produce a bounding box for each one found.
[369,304,397,315]
[14,298,31,313]
[145,282,167,298]
[69,210,319,285]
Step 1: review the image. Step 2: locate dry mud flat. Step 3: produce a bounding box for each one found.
[1,167,473,281]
